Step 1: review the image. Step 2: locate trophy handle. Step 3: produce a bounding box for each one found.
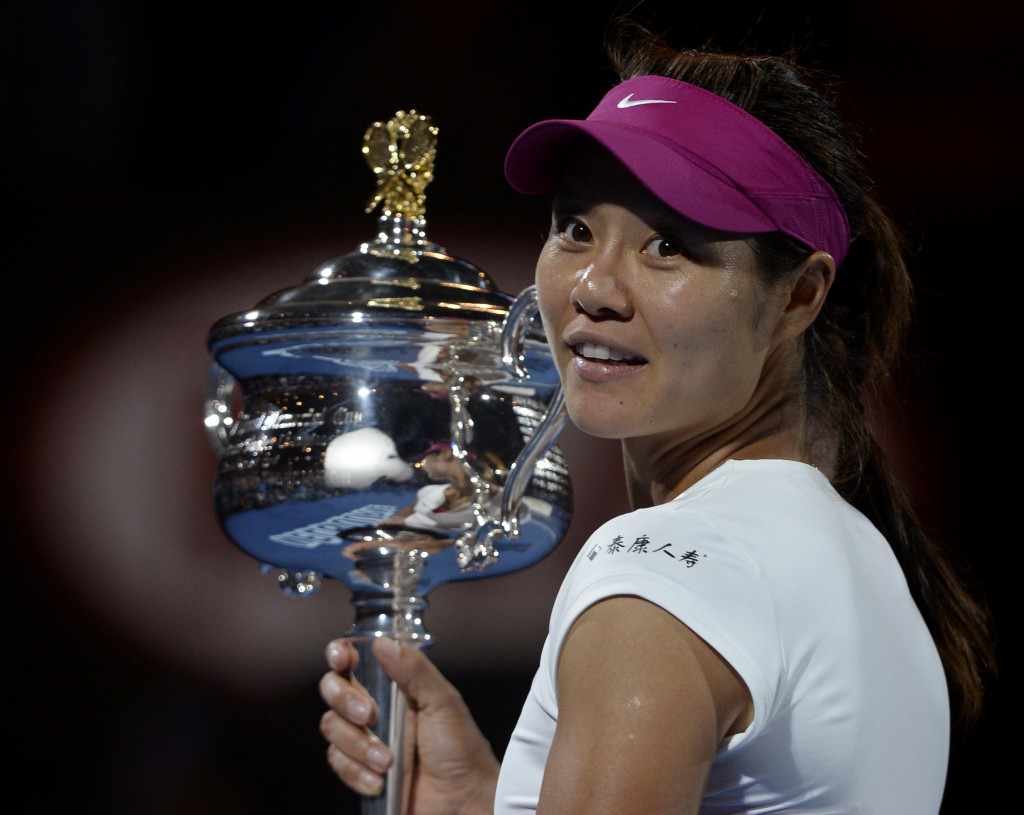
[500,283,545,379]
[203,361,237,451]
[456,285,570,570]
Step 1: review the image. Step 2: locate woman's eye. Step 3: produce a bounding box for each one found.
[554,217,592,243]
[643,235,685,258]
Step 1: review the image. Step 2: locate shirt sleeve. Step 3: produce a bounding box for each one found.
[546,505,783,744]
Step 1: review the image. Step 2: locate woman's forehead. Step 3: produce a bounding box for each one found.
[554,140,748,243]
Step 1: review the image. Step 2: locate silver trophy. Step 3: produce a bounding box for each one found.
[204,111,572,814]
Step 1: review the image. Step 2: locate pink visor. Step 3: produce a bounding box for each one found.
[505,75,850,267]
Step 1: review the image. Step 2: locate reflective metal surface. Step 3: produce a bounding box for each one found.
[204,110,571,815]
[206,281,571,590]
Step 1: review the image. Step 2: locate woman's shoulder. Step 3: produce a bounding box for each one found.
[574,457,874,591]
[594,459,838,535]
[681,458,834,502]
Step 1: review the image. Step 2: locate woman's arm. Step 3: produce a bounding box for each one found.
[537,595,752,815]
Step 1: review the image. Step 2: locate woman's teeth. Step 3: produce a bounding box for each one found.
[574,342,640,363]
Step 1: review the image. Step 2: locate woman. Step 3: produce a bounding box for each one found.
[380,444,484,531]
[317,21,993,814]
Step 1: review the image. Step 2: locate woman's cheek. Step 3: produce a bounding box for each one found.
[534,268,566,344]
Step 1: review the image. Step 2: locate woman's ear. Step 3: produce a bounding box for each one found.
[774,251,836,341]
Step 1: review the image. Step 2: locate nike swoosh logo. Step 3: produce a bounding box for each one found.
[617,93,676,108]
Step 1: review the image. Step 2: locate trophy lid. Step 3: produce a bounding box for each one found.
[208,110,514,346]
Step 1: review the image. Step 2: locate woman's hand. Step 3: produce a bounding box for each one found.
[319,637,500,815]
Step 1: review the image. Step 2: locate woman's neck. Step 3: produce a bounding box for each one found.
[621,396,812,509]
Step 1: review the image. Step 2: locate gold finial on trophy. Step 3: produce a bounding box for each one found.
[363,110,438,220]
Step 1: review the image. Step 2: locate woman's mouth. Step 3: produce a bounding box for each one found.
[572,342,644,365]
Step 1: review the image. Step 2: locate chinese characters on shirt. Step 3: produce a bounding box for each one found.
[587,533,706,567]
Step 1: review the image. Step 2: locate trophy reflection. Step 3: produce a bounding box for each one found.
[204,111,572,814]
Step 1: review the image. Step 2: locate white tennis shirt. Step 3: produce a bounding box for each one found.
[495,459,949,814]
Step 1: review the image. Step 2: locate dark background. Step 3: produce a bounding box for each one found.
[4,1,1015,812]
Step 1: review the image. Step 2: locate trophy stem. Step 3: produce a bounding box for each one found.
[348,636,417,815]
[342,534,439,815]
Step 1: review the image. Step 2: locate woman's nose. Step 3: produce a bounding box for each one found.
[570,261,633,318]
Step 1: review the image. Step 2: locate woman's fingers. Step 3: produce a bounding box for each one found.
[321,639,379,724]
[370,637,451,707]
[319,636,396,793]
[320,709,393,795]
[325,637,359,676]
[320,636,501,808]
[319,669,378,726]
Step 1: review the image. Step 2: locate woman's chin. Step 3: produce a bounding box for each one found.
[565,409,631,441]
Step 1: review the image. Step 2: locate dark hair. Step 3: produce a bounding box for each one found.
[606,19,994,728]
